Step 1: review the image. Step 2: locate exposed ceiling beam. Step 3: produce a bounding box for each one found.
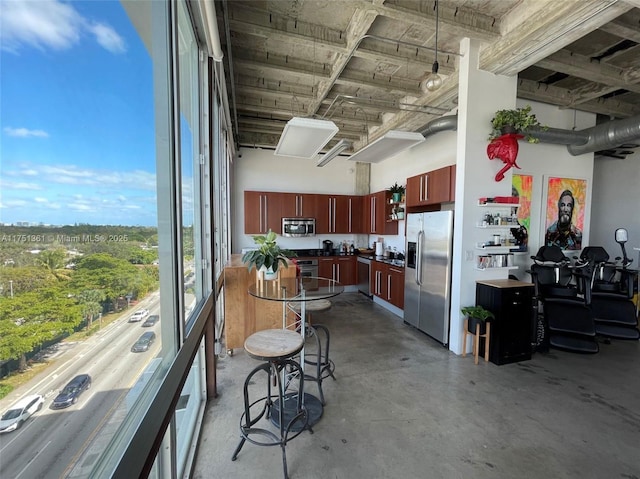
[480,0,633,75]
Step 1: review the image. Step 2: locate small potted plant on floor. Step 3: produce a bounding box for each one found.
[242,229,296,279]
[388,182,406,203]
[461,305,494,334]
[489,105,547,143]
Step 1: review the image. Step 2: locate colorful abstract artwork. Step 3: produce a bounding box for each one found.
[511,174,533,251]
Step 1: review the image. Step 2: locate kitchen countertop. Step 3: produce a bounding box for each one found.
[293,251,405,268]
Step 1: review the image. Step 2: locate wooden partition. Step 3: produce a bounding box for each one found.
[223,254,297,351]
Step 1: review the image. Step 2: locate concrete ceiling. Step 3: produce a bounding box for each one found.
[215,0,640,155]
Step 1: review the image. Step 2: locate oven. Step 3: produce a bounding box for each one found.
[296,259,319,289]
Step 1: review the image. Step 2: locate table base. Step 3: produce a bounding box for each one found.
[271,392,323,432]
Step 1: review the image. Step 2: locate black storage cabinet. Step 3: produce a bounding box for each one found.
[476,279,535,365]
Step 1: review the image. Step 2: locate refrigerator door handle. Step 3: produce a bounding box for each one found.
[416,230,424,286]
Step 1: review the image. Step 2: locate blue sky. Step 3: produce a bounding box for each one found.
[0,0,157,226]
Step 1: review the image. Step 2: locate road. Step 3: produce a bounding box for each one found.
[0,294,162,479]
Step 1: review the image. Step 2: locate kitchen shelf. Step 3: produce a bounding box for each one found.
[476,246,519,253]
[474,266,519,272]
[478,203,520,208]
[476,224,518,229]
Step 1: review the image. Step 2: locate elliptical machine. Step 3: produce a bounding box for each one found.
[576,229,639,341]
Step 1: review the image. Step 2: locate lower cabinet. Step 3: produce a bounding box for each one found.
[475,279,535,365]
[318,256,356,285]
[371,261,405,309]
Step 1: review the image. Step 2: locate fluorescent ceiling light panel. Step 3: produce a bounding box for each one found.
[347,130,425,163]
[317,139,352,167]
[275,117,339,158]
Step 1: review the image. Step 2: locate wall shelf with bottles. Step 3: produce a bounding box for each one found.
[475,198,525,272]
[387,202,405,222]
[474,266,519,272]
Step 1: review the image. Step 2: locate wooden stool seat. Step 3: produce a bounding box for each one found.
[462,319,491,365]
[290,299,332,313]
[244,329,304,361]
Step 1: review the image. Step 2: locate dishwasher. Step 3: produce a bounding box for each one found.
[357,256,372,297]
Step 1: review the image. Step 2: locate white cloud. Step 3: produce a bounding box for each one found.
[88,22,126,54]
[0,0,82,52]
[0,179,43,190]
[0,0,126,54]
[4,127,49,138]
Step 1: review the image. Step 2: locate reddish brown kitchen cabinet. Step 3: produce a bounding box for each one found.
[280,193,318,219]
[449,164,456,202]
[318,257,335,279]
[406,166,452,207]
[346,196,363,233]
[318,256,356,285]
[317,195,363,234]
[244,191,284,234]
[335,256,356,285]
[371,261,404,308]
[386,265,405,308]
[364,191,398,235]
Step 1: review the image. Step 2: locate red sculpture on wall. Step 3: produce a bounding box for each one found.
[486,132,524,182]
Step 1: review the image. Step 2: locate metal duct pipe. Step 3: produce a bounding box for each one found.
[523,125,589,146]
[419,115,458,138]
[415,112,640,158]
[566,114,640,155]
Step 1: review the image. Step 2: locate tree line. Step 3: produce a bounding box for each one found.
[0,226,159,374]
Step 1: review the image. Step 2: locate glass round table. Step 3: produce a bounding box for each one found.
[248,276,343,430]
[248,276,344,303]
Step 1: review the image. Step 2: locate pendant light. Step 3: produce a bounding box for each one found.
[420,0,443,93]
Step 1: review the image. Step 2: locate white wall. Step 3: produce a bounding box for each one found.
[233,147,360,252]
[591,151,640,261]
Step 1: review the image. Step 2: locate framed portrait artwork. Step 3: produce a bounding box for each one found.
[512,174,533,252]
[543,176,587,250]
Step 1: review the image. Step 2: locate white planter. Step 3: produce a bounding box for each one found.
[258,265,278,280]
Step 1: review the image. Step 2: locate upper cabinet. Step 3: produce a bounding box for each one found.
[280,193,318,219]
[406,165,454,208]
[364,191,399,235]
[244,191,284,234]
[317,195,363,234]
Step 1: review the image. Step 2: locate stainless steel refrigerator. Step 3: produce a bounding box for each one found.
[404,211,454,345]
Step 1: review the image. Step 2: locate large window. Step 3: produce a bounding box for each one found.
[0,1,223,477]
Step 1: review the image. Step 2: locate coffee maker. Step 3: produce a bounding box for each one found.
[322,240,333,256]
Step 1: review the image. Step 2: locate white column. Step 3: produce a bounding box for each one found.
[449,37,517,355]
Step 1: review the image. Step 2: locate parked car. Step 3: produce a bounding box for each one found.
[0,394,44,433]
[131,331,156,352]
[142,314,159,327]
[128,309,150,322]
[51,374,92,409]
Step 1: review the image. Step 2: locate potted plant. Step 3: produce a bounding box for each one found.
[461,305,495,334]
[242,229,296,279]
[489,105,547,143]
[388,182,406,203]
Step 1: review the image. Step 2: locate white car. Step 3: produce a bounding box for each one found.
[128,309,150,322]
[0,394,44,433]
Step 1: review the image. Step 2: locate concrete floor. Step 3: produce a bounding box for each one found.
[193,293,640,479]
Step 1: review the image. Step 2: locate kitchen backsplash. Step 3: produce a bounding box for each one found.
[240,232,406,256]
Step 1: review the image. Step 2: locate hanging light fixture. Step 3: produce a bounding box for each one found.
[420,0,443,93]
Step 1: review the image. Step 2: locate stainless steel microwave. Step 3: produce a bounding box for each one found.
[282,218,316,237]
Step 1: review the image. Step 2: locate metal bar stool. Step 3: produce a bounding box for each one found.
[289,299,336,405]
[231,329,308,479]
